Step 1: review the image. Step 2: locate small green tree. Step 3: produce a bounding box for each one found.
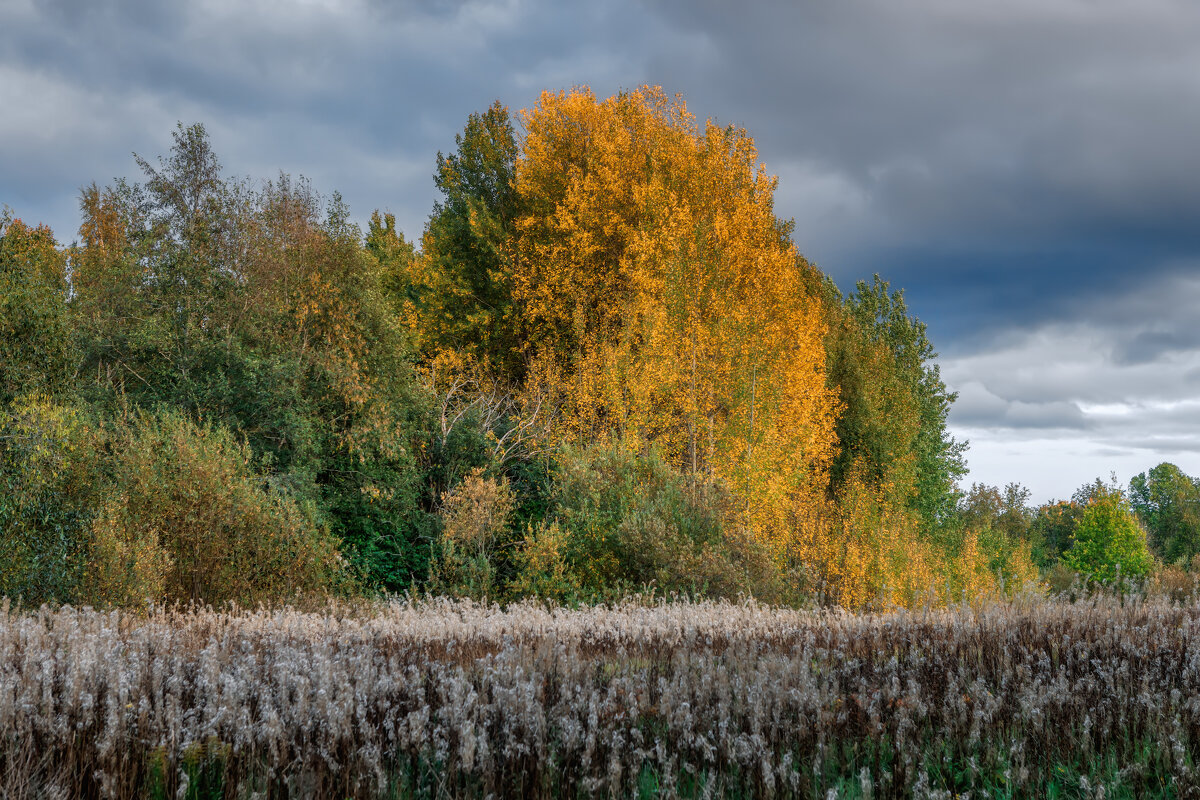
[1063,487,1154,585]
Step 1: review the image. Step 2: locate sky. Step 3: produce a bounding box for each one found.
[3,0,1199,504]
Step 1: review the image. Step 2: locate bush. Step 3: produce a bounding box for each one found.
[0,215,72,405]
[430,467,515,600]
[84,410,350,607]
[0,400,352,609]
[1151,562,1196,603]
[512,442,780,602]
[509,521,582,602]
[83,502,172,609]
[1044,561,1080,597]
[0,396,108,604]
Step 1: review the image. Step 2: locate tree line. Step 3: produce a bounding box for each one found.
[1,86,1189,609]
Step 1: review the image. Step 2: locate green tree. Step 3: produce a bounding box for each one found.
[1130,462,1200,565]
[825,275,967,527]
[1072,476,1116,506]
[1028,499,1085,568]
[366,210,418,325]
[411,101,523,374]
[1063,486,1154,585]
[69,124,434,591]
[71,123,242,415]
[958,482,1032,540]
[0,213,72,405]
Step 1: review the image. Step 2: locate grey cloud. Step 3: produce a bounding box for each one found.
[940,271,1200,417]
[949,381,1091,431]
[632,0,1200,355]
[1113,329,1200,366]
[1121,436,1200,455]
[948,381,1009,427]
[1150,402,1200,431]
[944,270,1200,494]
[1005,400,1091,431]
[0,0,671,241]
[11,0,1200,270]
[644,0,1200,241]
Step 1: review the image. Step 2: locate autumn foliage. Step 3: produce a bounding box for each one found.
[0,88,1067,611]
[405,87,1022,607]
[512,88,838,546]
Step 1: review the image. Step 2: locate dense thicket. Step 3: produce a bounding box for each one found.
[3,87,1190,609]
[399,88,1027,608]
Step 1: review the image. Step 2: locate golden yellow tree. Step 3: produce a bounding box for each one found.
[512,86,839,550]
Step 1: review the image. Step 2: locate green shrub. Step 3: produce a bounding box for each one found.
[430,467,515,600]
[509,521,582,602]
[86,409,350,607]
[512,441,780,602]
[0,396,108,604]
[83,502,172,609]
[0,215,72,406]
[0,400,352,608]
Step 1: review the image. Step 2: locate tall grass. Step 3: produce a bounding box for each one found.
[2,595,1198,798]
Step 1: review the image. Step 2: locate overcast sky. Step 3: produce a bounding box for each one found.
[3,0,1199,504]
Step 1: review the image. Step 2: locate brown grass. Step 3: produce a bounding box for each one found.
[1,594,1198,798]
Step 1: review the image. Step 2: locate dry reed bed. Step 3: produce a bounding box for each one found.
[2,597,1199,798]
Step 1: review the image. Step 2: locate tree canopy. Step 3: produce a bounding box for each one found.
[0,89,1088,610]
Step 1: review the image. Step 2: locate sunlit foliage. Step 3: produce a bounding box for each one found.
[510,87,840,553]
[7,92,1158,611]
[1064,484,1154,584]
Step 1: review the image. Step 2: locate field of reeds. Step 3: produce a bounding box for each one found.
[2,596,1199,799]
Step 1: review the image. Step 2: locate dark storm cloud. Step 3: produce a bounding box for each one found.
[633,0,1200,353]
[645,0,1200,234]
[10,0,1200,277]
[1113,329,1200,366]
[0,0,679,243]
